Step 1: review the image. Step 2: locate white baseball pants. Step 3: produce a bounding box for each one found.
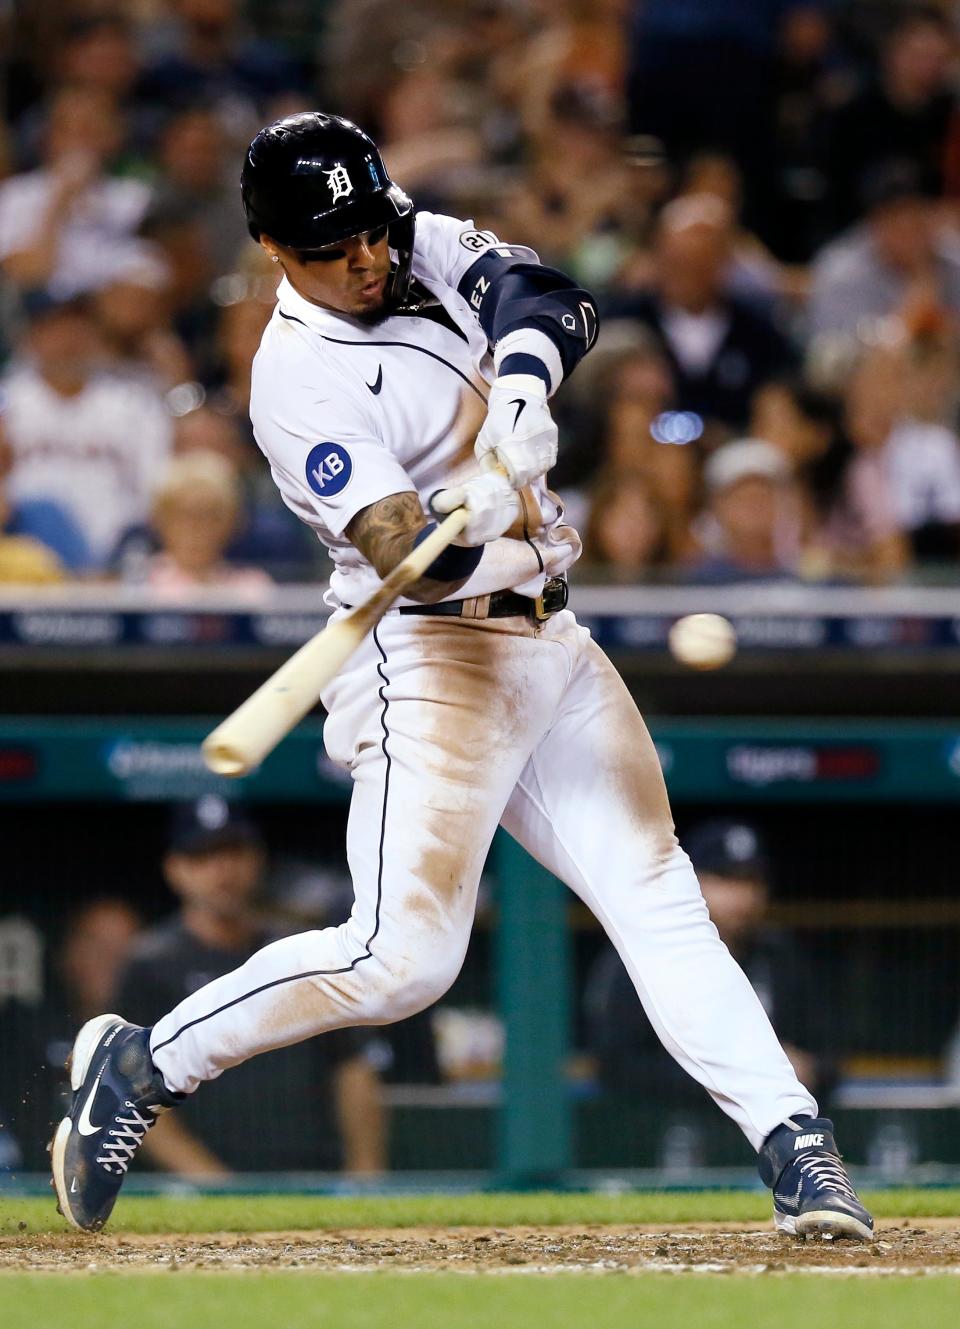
[150,609,816,1149]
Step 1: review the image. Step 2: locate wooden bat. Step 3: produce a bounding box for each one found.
[201,506,471,777]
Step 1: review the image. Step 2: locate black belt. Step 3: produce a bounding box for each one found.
[397,576,569,622]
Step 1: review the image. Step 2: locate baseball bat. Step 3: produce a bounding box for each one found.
[201,505,471,777]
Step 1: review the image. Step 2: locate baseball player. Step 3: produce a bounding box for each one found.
[52,113,872,1242]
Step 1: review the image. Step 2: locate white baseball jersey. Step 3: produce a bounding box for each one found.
[249,213,582,608]
[2,365,172,567]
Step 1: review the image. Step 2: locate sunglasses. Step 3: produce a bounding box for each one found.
[295,224,390,264]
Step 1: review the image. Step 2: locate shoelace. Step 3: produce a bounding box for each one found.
[96,1102,158,1175]
[796,1153,859,1201]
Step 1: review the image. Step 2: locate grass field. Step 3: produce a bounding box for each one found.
[7,1272,960,1329]
[4,1191,959,1329]
[5,1187,960,1234]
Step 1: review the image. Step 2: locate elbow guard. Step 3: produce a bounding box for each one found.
[458,252,599,384]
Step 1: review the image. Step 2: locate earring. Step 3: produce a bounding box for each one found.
[271,255,279,263]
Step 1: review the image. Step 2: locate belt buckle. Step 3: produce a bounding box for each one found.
[533,576,568,622]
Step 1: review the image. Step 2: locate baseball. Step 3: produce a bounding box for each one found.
[668,613,737,670]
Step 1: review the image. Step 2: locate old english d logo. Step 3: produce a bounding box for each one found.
[305,442,353,497]
[323,164,353,202]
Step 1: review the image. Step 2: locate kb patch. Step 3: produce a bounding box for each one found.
[306,442,352,497]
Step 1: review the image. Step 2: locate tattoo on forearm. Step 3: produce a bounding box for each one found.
[345,490,471,601]
[346,491,427,579]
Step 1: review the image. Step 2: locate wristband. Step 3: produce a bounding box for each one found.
[493,327,563,393]
[497,353,551,390]
[413,523,484,581]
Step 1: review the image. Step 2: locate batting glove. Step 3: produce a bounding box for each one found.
[475,374,558,489]
[431,470,521,545]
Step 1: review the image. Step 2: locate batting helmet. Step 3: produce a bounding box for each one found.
[241,112,415,302]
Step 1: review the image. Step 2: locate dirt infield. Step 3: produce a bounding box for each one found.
[3,1219,960,1275]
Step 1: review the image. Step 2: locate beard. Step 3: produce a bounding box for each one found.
[354,301,392,326]
[353,265,401,325]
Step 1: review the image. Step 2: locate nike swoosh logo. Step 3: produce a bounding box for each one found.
[366,365,383,395]
[70,1177,79,1193]
[509,397,525,430]
[77,1064,107,1137]
[774,1179,804,1211]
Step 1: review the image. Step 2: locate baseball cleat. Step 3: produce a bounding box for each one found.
[758,1116,874,1242]
[51,1014,180,1232]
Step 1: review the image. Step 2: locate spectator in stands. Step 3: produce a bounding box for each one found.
[206,259,276,420]
[814,346,908,583]
[324,0,520,148]
[91,247,194,392]
[171,407,316,581]
[0,899,141,1171]
[751,377,839,475]
[504,82,633,289]
[142,450,274,598]
[147,103,251,280]
[0,424,81,582]
[2,291,171,572]
[820,7,955,236]
[138,0,305,126]
[140,199,220,378]
[602,335,700,524]
[607,194,797,435]
[749,376,851,576]
[113,798,386,1175]
[11,16,150,172]
[552,323,699,551]
[321,0,458,133]
[677,152,808,309]
[375,62,487,218]
[173,403,249,467]
[584,817,836,1165]
[686,437,801,582]
[808,160,960,342]
[817,339,960,580]
[192,264,318,578]
[0,86,153,300]
[886,326,960,563]
[507,0,626,140]
[580,467,679,580]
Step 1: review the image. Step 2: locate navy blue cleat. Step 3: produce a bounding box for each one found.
[759,1116,874,1242]
[51,1014,181,1232]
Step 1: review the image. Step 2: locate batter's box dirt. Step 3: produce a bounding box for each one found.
[3,1221,960,1275]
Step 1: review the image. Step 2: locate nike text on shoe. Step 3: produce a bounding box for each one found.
[758,1116,874,1242]
[50,1014,181,1232]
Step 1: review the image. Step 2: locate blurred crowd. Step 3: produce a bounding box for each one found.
[2,0,960,590]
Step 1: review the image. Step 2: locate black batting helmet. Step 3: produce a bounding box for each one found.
[241,112,415,302]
